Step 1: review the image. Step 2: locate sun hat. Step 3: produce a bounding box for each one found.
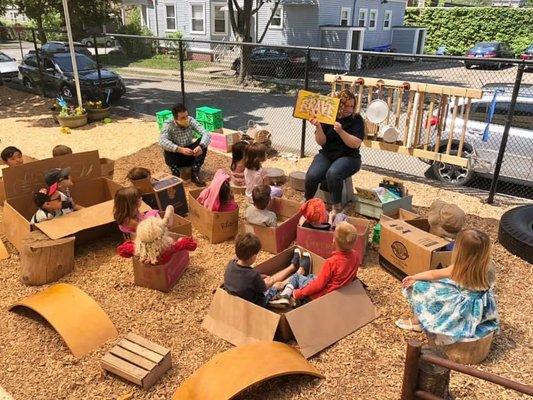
[428,200,466,239]
[300,198,328,224]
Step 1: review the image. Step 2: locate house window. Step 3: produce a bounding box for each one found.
[165,5,176,31]
[340,7,351,26]
[190,3,206,34]
[212,3,228,35]
[369,9,378,30]
[357,9,367,27]
[383,10,392,30]
[141,5,150,29]
[270,6,283,29]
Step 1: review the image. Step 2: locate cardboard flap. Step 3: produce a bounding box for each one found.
[285,280,378,358]
[3,151,101,200]
[202,288,281,347]
[381,219,449,252]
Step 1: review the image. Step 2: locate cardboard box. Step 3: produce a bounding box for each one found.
[188,188,239,244]
[379,214,452,279]
[354,187,413,219]
[210,128,240,153]
[0,155,38,205]
[243,198,301,254]
[202,245,378,358]
[132,233,190,292]
[296,216,370,261]
[2,151,123,252]
[132,172,188,217]
[99,158,115,180]
[167,213,192,237]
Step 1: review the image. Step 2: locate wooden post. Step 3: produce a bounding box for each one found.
[418,346,451,399]
[401,339,422,400]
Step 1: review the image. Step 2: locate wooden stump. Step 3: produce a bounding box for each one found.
[433,333,494,365]
[418,346,451,399]
[289,171,306,192]
[20,230,75,286]
[265,168,286,186]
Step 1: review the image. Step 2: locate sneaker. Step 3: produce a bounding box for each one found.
[291,248,301,267]
[300,251,312,276]
[191,170,206,187]
[395,318,423,332]
[268,295,295,309]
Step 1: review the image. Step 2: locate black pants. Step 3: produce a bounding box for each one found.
[163,139,207,177]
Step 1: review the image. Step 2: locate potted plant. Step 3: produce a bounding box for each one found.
[56,98,88,128]
[50,99,62,124]
[86,100,110,121]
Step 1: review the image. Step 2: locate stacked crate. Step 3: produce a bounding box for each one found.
[155,109,174,132]
[196,106,223,132]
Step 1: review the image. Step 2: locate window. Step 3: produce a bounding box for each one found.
[212,3,228,35]
[165,5,176,31]
[383,10,392,30]
[340,7,351,26]
[369,10,378,30]
[270,6,283,29]
[24,55,37,68]
[141,5,150,29]
[357,9,367,27]
[190,3,206,34]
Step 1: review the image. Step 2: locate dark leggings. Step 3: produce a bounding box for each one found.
[163,139,207,176]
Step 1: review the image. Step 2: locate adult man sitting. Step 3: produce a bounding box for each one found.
[159,103,211,186]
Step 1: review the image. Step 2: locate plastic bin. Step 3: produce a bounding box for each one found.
[202,120,223,132]
[196,106,223,124]
[156,110,174,131]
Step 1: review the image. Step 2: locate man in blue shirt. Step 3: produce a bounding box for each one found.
[159,103,211,186]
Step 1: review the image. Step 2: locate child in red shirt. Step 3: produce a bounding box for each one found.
[269,221,361,308]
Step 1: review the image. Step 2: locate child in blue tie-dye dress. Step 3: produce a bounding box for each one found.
[395,228,499,345]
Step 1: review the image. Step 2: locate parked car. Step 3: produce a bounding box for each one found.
[0,51,19,81]
[18,52,126,100]
[80,36,115,48]
[520,44,533,69]
[464,42,514,69]
[39,41,93,58]
[231,47,313,78]
[425,87,533,186]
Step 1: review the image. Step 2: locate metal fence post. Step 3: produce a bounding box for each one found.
[93,33,103,101]
[300,47,311,158]
[487,63,525,204]
[17,31,24,60]
[31,28,45,96]
[179,39,186,105]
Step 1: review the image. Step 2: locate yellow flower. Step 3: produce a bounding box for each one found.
[61,127,71,135]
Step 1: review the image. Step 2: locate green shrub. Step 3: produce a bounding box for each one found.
[117,7,155,57]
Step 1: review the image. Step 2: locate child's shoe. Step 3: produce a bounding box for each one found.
[300,252,312,276]
[291,248,301,267]
[268,294,296,309]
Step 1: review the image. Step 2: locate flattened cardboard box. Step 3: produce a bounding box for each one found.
[202,245,378,359]
[296,216,370,261]
[354,187,413,219]
[2,151,123,252]
[243,198,301,254]
[132,172,188,217]
[188,188,238,244]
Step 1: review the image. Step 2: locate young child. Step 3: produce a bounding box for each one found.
[298,198,331,231]
[243,143,282,202]
[223,233,299,307]
[245,185,277,227]
[52,145,73,157]
[126,167,152,183]
[1,146,23,167]
[117,217,197,265]
[230,141,247,187]
[427,199,466,252]
[395,228,499,345]
[269,221,361,308]
[30,184,72,224]
[113,186,163,236]
[197,169,238,212]
[44,167,83,211]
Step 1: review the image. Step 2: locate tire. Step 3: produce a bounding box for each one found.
[465,63,473,69]
[105,40,112,47]
[274,65,285,79]
[85,41,93,48]
[22,77,34,89]
[61,85,74,99]
[498,205,533,264]
[431,145,475,186]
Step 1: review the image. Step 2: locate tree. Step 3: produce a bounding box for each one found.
[227,0,281,82]
[13,0,59,43]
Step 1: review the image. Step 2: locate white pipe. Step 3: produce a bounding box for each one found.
[62,0,83,109]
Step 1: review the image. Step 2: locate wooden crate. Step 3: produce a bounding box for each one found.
[101,332,172,389]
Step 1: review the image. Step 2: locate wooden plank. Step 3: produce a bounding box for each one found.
[394,88,402,127]
[126,332,170,357]
[403,91,415,144]
[142,353,172,389]
[110,346,157,371]
[356,84,364,113]
[118,339,164,364]
[457,98,472,157]
[435,94,448,151]
[386,88,393,124]
[446,96,460,155]
[101,353,147,386]
[413,91,426,147]
[424,94,436,150]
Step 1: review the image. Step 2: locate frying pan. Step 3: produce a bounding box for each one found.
[366,80,389,124]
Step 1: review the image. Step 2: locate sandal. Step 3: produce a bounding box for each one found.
[395,318,423,332]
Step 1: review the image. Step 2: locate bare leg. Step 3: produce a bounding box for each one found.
[269,264,297,283]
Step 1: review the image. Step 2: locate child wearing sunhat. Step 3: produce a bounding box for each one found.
[427,200,466,251]
[44,167,84,211]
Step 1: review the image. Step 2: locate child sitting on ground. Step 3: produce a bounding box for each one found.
[197,169,238,212]
[269,221,361,308]
[298,198,331,231]
[427,199,466,252]
[244,143,282,202]
[1,146,24,167]
[126,166,152,183]
[223,233,299,307]
[45,167,83,211]
[245,185,277,227]
[30,184,72,224]
[395,228,498,345]
[52,145,73,157]
[117,216,197,265]
[230,141,247,187]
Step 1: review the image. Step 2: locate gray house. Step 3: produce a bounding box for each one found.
[129,0,425,69]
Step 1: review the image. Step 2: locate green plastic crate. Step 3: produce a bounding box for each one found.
[202,120,223,132]
[196,106,223,124]
[156,109,174,131]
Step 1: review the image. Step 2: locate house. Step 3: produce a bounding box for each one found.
[126,0,425,69]
[2,6,28,24]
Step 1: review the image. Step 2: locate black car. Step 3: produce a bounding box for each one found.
[19,52,126,100]
[231,47,312,78]
[39,41,93,58]
[464,42,514,69]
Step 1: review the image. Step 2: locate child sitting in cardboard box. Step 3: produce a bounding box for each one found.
[52,145,73,157]
[197,169,238,212]
[230,141,247,187]
[245,185,277,227]
[244,143,282,203]
[30,184,73,224]
[269,222,361,308]
[427,200,466,251]
[45,167,84,211]
[1,146,24,167]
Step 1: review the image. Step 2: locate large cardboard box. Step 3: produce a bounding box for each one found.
[202,245,378,359]
[99,157,115,180]
[132,172,188,216]
[354,187,413,219]
[243,198,301,254]
[296,216,370,261]
[188,188,239,244]
[379,213,452,279]
[2,151,123,252]
[0,155,38,205]
[210,128,240,153]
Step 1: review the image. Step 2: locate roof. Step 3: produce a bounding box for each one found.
[281,0,318,4]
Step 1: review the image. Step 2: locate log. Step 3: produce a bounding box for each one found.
[20,230,75,286]
[431,332,494,365]
[418,345,451,399]
[289,171,306,192]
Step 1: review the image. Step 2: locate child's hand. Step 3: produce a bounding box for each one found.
[402,276,416,288]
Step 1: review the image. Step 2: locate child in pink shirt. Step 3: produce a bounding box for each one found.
[198,169,238,212]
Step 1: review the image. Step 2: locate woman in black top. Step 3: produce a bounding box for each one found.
[305,89,364,212]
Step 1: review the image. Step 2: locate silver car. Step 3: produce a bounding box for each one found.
[0,51,19,81]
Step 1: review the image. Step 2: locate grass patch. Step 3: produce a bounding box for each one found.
[100,54,211,71]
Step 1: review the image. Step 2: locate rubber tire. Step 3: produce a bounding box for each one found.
[85,41,93,48]
[105,40,112,47]
[465,63,473,69]
[274,65,285,79]
[23,77,34,89]
[431,146,475,186]
[498,205,533,264]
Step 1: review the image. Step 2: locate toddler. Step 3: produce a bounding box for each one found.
[52,145,73,157]
[126,166,152,183]
[1,146,23,167]
[230,141,247,187]
[30,184,72,224]
[244,143,282,202]
[245,185,277,227]
[197,169,238,212]
[45,167,83,211]
[298,198,331,231]
[427,199,465,252]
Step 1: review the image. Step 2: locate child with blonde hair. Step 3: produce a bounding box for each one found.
[395,228,499,345]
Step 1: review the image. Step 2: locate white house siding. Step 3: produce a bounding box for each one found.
[319,28,350,70]
[257,4,319,46]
